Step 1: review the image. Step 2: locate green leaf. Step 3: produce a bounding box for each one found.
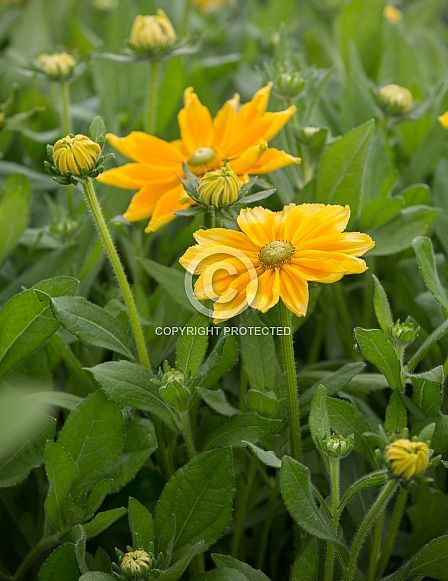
[410,535,448,579]
[326,397,375,466]
[245,390,278,417]
[0,276,78,378]
[280,456,338,542]
[157,542,205,581]
[109,418,157,494]
[385,390,408,433]
[196,387,240,416]
[57,391,124,492]
[353,328,402,389]
[88,361,178,432]
[84,508,127,539]
[200,413,281,451]
[360,197,403,231]
[243,441,282,468]
[338,471,388,513]
[129,497,155,551]
[89,116,107,146]
[309,385,330,443]
[159,379,190,413]
[175,312,210,378]
[197,335,238,388]
[0,412,56,488]
[84,479,113,519]
[408,367,444,418]
[38,544,79,581]
[192,571,247,581]
[72,524,87,574]
[372,275,394,334]
[367,206,439,256]
[240,310,276,392]
[155,448,235,564]
[137,258,196,312]
[413,236,448,315]
[51,296,135,359]
[79,574,113,581]
[212,554,271,580]
[408,488,448,554]
[44,441,79,531]
[0,174,30,266]
[315,119,375,224]
[412,415,448,454]
[291,538,319,581]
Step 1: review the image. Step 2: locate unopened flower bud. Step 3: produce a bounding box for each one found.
[130,11,176,53]
[197,163,240,208]
[35,52,76,81]
[320,433,354,458]
[0,112,5,131]
[383,5,403,22]
[163,369,185,385]
[120,549,152,578]
[388,316,419,346]
[275,72,305,99]
[53,135,101,176]
[386,438,430,480]
[194,0,226,12]
[378,84,413,115]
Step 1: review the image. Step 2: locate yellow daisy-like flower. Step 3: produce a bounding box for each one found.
[96,84,300,232]
[386,439,430,480]
[179,204,375,323]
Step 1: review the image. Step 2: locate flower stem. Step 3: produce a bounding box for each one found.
[182,410,197,458]
[59,81,74,218]
[375,487,408,579]
[367,508,385,581]
[278,300,301,461]
[82,178,151,369]
[324,458,340,581]
[144,59,161,134]
[343,480,398,581]
[231,457,258,559]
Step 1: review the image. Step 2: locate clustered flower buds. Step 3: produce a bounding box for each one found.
[35,52,76,81]
[53,135,101,176]
[378,84,413,115]
[388,316,420,346]
[197,163,240,208]
[386,438,430,480]
[130,10,176,53]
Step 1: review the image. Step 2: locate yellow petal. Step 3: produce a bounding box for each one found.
[237,206,276,247]
[96,163,159,189]
[229,141,267,175]
[234,84,272,127]
[194,257,246,299]
[193,228,259,254]
[213,93,240,149]
[279,266,309,318]
[250,147,301,174]
[122,178,181,221]
[144,183,191,232]
[212,270,252,323]
[249,268,280,313]
[106,132,184,166]
[289,205,351,246]
[290,257,345,283]
[178,87,214,154]
[261,107,297,142]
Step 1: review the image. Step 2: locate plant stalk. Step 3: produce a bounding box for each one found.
[375,487,408,579]
[82,177,151,369]
[324,457,340,581]
[278,300,301,461]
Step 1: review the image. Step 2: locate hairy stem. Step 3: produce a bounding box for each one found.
[279,300,301,461]
[375,487,408,579]
[82,178,151,369]
[325,458,340,581]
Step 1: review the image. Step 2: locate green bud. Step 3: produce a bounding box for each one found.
[388,316,419,346]
[319,433,354,458]
[378,84,413,115]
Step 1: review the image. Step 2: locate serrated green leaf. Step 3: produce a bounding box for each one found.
[385,390,408,433]
[38,543,79,581]
[243,441,282,468]
[291,538,319,581]
[89,116,107,146]
[309,385,330,443]
[212,554,271,581]
[410,535,448,579]
[354,328,402,389]
[196,387,240,416]
[57,391,124,492]
[155,449,234,564]
[51,296,135,359]
[408,366,444,418]
[175,312,210,378]
[88,361,178,432]
[44,441,79,531]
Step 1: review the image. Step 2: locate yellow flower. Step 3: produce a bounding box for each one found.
[378,84,413,115]
[97,84,300,232]
[438,111,448,129]
[383,5,403,22]
[130,11,176,52]
[121,549,152,576]
[386,439,430,480]
[53,135,101,176]
[35,52,76,80]
[193,0,227,11]
[197,163,240,207]
[179,204,374,323]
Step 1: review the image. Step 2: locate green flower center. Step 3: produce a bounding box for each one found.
[259,240,295,268]
[187,147,221,176]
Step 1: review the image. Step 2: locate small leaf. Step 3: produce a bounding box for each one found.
[372,275,394,334]
[243,442,282,468]
[84,508,127,539]
[240,311,276,392]
[51,296,135,359]
[0,174,30,266]
[197,335,238,388]
[199,413,280,451]
[196,387,240,416]
[354,328,402,389]
[129,497,155,551]
[89,116,107,147]
[212,554,271,580]
[175,312,210,377]
[385,390,408,433]
[413,236,448,315]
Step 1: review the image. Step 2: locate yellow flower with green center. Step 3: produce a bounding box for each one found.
[386,439,430,480]
[96,84,300,232]
[53,135,101,176]
[179,203,374,322]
